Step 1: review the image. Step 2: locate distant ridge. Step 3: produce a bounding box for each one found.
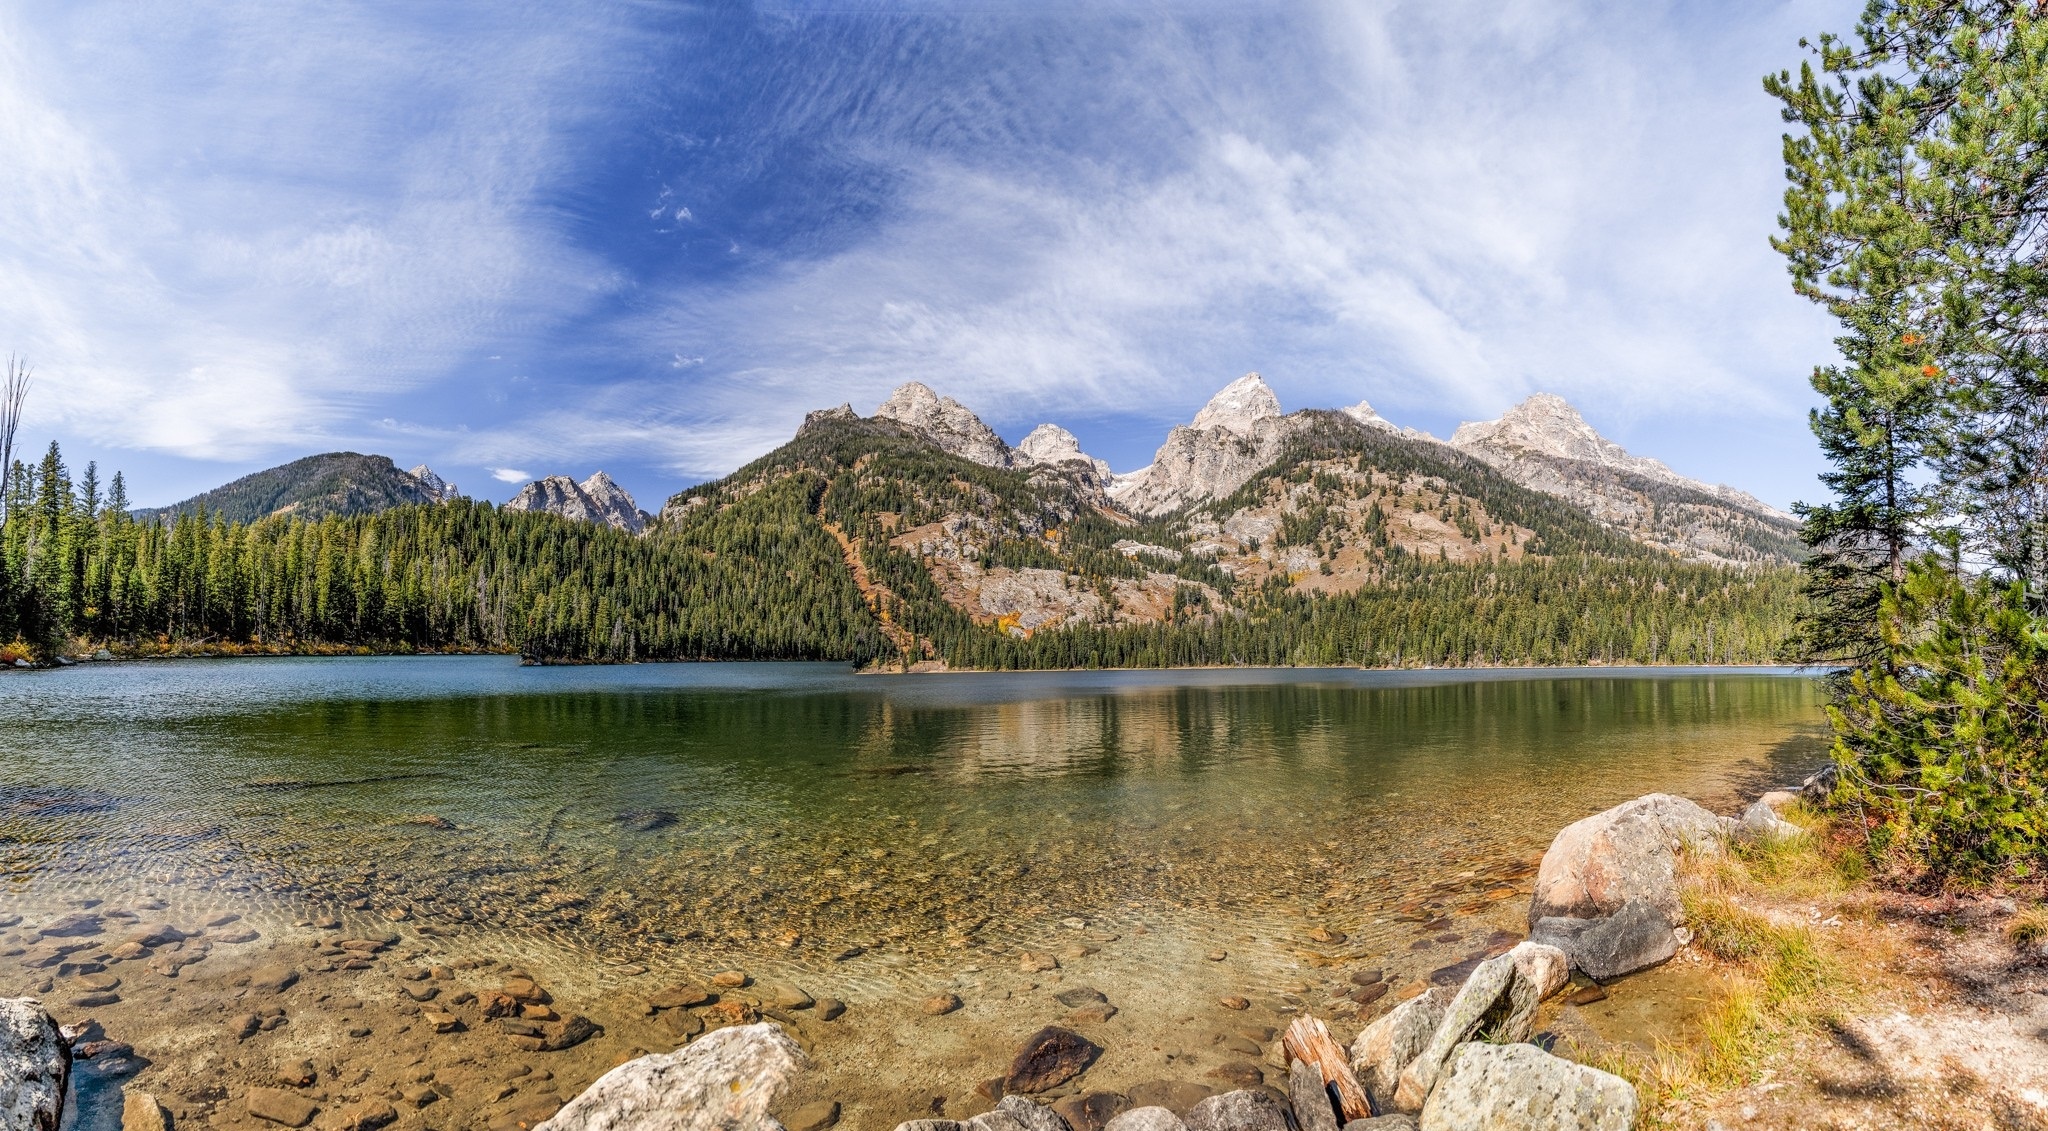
[134,452,458,525]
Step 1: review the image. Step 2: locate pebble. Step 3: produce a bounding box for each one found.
[247,967,299,994]
[815,997,846,1021]
[246,1087,319,1127]
[646,984,711,1010]
[922,993,963,1016]
[329,1100,398,1131]
[1070,1003,1119,1024]
[1218,996,1250,1011]
[426,1011,462,1033]
[711,970,751,988]
[1568,985,1608,1006]
[1018,952,1060,973]
[276,1060,317,1087]
[122,1092,172,1131]
[1206,950,1228,962]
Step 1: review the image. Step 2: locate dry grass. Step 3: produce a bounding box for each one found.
[2007,904,2048,946]
[1580,807,1877,1126]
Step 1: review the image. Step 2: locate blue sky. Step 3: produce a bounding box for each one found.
[3,0,1853,512]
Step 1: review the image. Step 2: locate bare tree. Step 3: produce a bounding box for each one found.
[0,356,28,521]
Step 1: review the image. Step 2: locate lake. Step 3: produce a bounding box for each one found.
[0,658,1827,1128]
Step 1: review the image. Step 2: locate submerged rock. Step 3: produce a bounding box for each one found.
[1006,1027,1101,1093]
[0,998,68,1131]
[537,1022,802,1131]
[1418,1042,1636,1131]
[1528,794,1729,926]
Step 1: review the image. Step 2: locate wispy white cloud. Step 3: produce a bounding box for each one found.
[490,468,531,485]
[0,1,636,460]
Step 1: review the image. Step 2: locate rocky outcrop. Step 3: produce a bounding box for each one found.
[1339,399,1399,433]
[537,1022,802,1131]
[1017,425,1111,480]
[1418,1042,1637,1131]
[0,998,68,1131]
[1113,375,1304,516]
[874,383,1014,468]
[503,473,646,534]
[1391,943,1568,1112]
[1448,394,1799,564]
[405,465,461,502]
[1528,794,1730,926]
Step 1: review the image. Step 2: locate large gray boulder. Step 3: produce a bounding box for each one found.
[1392,944,1568,1113]
[1528,794,1729,926]
[536,1022,801,1131]
[1288,1060,1340,1131]
[1182,1089,1289,1131]
[1418,1042,1637,1131]
[0,999,67,1131]
[1528,898,1679,980]
[1349,988,1453,1109]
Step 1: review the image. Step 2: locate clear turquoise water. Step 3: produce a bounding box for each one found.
[0,658,1827,985]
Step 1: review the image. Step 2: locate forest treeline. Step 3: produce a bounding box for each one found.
[0,437,1800,668]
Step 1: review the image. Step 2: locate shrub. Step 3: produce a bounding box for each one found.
[1827,558,2048,882]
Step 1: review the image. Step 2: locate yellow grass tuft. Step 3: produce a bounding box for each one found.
[2007,904,2048,946]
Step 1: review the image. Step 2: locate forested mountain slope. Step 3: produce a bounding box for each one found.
[133,452,455,525]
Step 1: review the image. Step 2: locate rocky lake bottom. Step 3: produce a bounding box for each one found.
[0,658,1829,1129]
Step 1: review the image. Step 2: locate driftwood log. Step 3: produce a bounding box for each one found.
[1281,1015,1373,1121]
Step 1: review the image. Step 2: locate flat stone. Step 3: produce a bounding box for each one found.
[767,984,814,1010]
[1069,1003,1118,1024]
[1053,987,1108,1008]
[1348,970,1384,987]
[1289,1061,1339,1131]
[787,1099,842,1131]
[1006,1026,1101,1093]
[710,970,750,988]
[1217,996,1249,1011]
[969,1095,1073,1131]
[646,983,711,1010]
[1202,1063,1263,1090]
[246,1086,319,1127]
[39,913,104,938]
[1418,1042,1636,1131]
[922,994,963,1016]
[815,997,846,1021]
[247,967,299,994]
[1349,986,1451,1109]
[275,1059,316,1087]
[661,1010,704,1039]
[1018,952,1060,973]
[425,1012,462,1033]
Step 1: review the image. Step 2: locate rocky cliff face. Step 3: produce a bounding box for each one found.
[1448,395,1799,564]
[406,465,461,502]
[873,382,1013,468]
[1112,373,1305,517]
[503,472,646,534]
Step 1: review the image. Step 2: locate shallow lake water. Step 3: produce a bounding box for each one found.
[0,658,1829,1128]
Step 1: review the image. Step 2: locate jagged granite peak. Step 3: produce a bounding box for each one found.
[1450,394,1788,519]
[503,473,645,534]
[872,381,1013,468]
[1017,424,1112,479]
[407,464,461,502]
[1340,399,1399,433]
[578,471,647,534]
[1189,372,1282,436]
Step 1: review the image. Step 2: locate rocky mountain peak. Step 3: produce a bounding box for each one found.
[504,472,645,534]
[406,464,461,502]
[1340,399,1398,434]
[873,382,1013,468]
[1189,372,1281,436]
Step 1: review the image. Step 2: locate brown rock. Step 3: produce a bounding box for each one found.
[425,1011,463,1033]
[1005,1025,1101,1093]
[275,1059,316,1087]
[232,1013,262,1040]
[122,1091,172,1131]
[1218,996,1250,1011]
[921,993,963,1016]
[645,984,711,1010]
[1126,1080,1213,1113]
[710,970,750,988]
[660,1010,704,1039]
[246,1087,318,1127]
[1204,1062,1264,1090]
[815,997,846,1021]
[1567,985,1608,1006]
[1528,793,1728,925]
[247,967,299,994]
[501,976,551,1004]
[702,1000,758,1026]
[1054,1092,1130,1131]
[1069,1003,1119,1024]
[1018,952,1059,973]
[785,1100,841,1131]
[1305,926,1347,945]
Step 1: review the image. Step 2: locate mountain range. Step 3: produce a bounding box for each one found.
[134,452,461,525]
